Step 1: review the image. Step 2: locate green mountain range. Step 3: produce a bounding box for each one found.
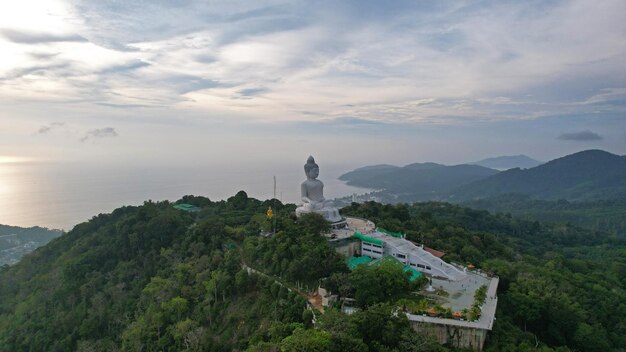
[340,150,626,203]
[339,162,498,199]
[450,150,626,202]
[470,155,543,170]
[1,195,624,351]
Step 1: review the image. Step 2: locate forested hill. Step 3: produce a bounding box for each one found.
[0,224,62,266]
[338,150,626,205]
[0,193,624,351]
[450,149,626,201]
[470,155,542,170]
[339,162,498,197]
[463,194,626,235]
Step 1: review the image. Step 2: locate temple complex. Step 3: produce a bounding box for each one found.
[328,223,499,351]
[295,155,499,351]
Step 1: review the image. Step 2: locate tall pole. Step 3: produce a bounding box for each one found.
[273,176,277,233]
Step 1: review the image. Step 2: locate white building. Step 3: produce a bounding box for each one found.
[354,230,466,281]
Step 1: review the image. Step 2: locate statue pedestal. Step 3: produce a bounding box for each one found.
[296,205,347,229]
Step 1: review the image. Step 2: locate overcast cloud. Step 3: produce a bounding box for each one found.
[80,127,118,142]
[0,0,624,164]
[37,122,65,134]
[557,130,604,141]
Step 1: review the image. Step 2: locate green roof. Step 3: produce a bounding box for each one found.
[376,228,404,238]
[369,255,403,268]
[403,266,423,282]
[347,255,373,270]
[356,255,423,282]
[353,232,385,245]
[173,204,200,212]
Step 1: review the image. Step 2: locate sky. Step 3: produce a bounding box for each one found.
[0,0,625,167]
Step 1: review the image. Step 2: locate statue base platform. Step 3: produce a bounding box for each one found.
[329,218,348,230]
[296,205,347,229]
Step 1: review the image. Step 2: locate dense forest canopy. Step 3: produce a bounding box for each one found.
[0,192,624,351]
[463,194,626,235]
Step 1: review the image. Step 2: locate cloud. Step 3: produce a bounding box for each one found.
[238,87,268,97]
[171,76,225,94]
[1,63,72,80]
[578,88,626,106]
[80,127,118,142]
[557,130,603,141]
[95,102,152,109]
[0,29,87,44]
[330,116,386,125]
[0,0,625,128]
[37,122,65,134]
[98,60,150,74]
[28,52,60,60]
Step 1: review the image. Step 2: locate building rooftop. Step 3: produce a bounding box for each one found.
[327,217,375,241]
[422,246,445,258]
[409,274,499,330]
[347,255,423,282]
[368,230,466,281]
[426,271,491,312]
[346,255,373,270]
[173,203,201,212]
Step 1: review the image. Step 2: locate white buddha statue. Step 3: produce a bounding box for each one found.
[295,156,343,223]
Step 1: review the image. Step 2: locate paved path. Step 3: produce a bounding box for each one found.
[242,263,321,320]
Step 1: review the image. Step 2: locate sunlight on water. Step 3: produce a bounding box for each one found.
[0,160,369,230]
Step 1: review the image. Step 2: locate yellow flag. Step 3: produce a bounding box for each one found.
[267,206,273,219]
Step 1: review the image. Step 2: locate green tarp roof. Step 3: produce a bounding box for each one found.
[369,255,403,269]
[376,228,404,238]
[403,266,423,282]
[173,204,200,212]
[353,232,384,245]
[347,255,373,270]
[347,255,423,282]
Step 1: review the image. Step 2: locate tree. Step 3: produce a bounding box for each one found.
[350,259,412,308]
[351,303,412,352]
[280,328,332,352]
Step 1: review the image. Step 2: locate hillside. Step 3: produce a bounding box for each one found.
[0,224,62,266]
[0,193,331,352]
[0,193,624,351]
[450,150,626,201]
[338,164,401,186]
[470,155,543,170]
[339,162,498,198]
[463,194,626,235]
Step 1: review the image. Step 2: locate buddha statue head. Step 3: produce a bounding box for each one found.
[304,156,319,179]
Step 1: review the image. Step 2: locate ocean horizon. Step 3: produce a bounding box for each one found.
[0,160,369,231]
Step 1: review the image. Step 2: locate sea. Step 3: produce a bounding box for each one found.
[0,160,369,230]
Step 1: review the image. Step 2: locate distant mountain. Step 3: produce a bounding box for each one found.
[0,224,62,265]
[339,162,498,199]
[403,162,444,171]
[450,150,626,201]
[471,155,542,170]
[338,164,400,185]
